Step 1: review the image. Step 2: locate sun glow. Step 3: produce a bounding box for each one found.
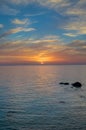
[38,58,47,65]
[35,56,51,64]
[41,61,44,64]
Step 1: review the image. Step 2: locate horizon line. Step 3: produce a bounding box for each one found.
[0,63,86,66]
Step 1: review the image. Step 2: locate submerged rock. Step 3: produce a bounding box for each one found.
[72,82,82,88]
[59,101,66,104]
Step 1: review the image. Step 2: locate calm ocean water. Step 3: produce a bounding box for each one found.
[0,65,86,130]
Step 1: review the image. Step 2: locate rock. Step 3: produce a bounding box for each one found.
[72,82,82,88]
[64,83,69,85]
[80,95,85,98]
[59,82,69,85]
[59,82,64,85]
[59,101,66,104]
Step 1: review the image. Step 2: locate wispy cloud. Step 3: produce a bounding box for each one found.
[0,27,36,39]
[65,8,86,16]
[64,0,86,16]
[65,40,86,56]
[9,0,33,5]
[0,0,71,10]
[12,18,29,25]
[36,0,86,37]
[63,20,86,35]
[0,24,4,28]
[22,28,36,32]
[1,0,86,18]
[0,34,86,64]
[0,5,19,15]
[60,0,86,36]
[38,0,69,7]
[1,0,86,16]
[63,33,78,37]
[0,35,63,53]
[25,12,46,17]
[1,36,86,56]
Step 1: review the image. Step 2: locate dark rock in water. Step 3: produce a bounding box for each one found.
[80,95,85,98]
[72,82,82,88]
[64,83,69,85]
[7,111,17,113]
[59,82,64,85]
[59,101,66,104]
[59,82,69,85]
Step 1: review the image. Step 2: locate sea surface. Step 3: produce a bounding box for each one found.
[0,65,86,130]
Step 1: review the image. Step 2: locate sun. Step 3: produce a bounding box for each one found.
[35,57,46,65]
[34,55,51,65]
[41,61,44,65]
[39,58,47,65]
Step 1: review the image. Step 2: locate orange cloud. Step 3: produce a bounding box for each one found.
[0,37,86,65]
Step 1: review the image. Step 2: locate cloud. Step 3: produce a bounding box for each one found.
[12,18,29,25]
[1,0,86,18]
[62,40,86,56]
[4,0,64,6]
[37,0,71,12]
[68,40,86,48]
[12,18,36,28]
[9,0,33,5]
[38,0,68,6]
[63,33,78,37]
[0,35,63,52]
[1,0,86,17]
[0,35,66,64]
[0,0,72,10]
[0,35,86,64]
[65,0,86,16]
[25,12,46,17]
[1,36,86,57]
[0,27,36,39]
[65,8,86,16]
[63,20,86,35]
[36,0,86,37]
[7,0,86,37]
[23,28,36,32]
[0,35,67,62]
[60,0,86,36]
[0,5,19,15]
[47,40,86,64]
[0,24,4,28]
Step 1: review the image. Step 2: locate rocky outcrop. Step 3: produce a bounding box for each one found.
[59,81,82,88]
[72,82,82,88]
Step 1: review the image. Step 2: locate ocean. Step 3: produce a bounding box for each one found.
[0,65,86,130]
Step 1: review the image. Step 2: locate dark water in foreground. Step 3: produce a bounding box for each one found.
[0,65,86,130]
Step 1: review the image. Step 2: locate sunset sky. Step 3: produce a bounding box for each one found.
[0,0,86,65]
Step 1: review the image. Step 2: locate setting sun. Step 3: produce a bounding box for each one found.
[35,56,52,64]
[41,61,44,65]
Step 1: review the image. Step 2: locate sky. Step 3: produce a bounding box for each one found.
[0,0,86,65]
